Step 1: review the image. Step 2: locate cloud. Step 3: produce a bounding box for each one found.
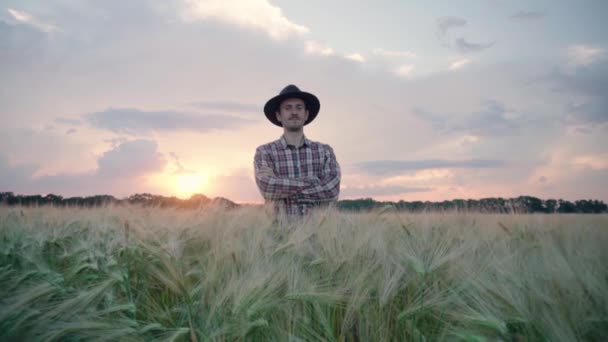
[0,139,168,197]
[55,117,83,125]
[180,0,309,40]
[572,154,608,170]
[341,185,433,198]
[7,8,58,33]
[567,45,606,66]
[355,159,505,175]
[449,58,472,70]
[547,61,608,97]
[345,53,366,63]
[395,64,415,77]
[305,40,334,56]
[85,107,256,135]
[545,60,608,125]
[372,48,417,59]
[436,16,467,37]
[97,139,166,178]
[413,100,524,136]
[566,99,608,125]
[510,11,545,20]
[454,38,494,53]
[187,100,260,113]
[435,17,493,54]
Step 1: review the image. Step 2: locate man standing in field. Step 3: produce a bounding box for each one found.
[254,84,341,218]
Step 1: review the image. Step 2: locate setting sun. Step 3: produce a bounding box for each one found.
[175,173,206,199]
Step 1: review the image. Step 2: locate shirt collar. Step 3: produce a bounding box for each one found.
[278,135,310,149]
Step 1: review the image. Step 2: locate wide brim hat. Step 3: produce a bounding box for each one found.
[264,84,320,127]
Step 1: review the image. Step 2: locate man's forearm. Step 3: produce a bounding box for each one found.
[255,174,317,200]
[294,176,340,202]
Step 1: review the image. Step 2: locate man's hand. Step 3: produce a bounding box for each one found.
[258,165,275,178]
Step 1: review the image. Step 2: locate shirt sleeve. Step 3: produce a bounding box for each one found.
[294,145,341,203]
[254,147,313,200]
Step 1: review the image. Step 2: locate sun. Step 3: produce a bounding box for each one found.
[175,173,206,199]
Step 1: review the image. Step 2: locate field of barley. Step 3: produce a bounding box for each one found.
[0,205,607,341]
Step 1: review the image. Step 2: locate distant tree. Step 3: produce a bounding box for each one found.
[544,199,558,213]
[557,199,577,213]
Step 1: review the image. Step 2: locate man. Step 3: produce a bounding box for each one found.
[254,84,341,218]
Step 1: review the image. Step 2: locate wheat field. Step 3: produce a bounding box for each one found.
[0,205,606,341]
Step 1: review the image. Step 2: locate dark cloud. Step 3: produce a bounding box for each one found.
[436,16,467,37]
[435,17,493,53]
[66,128,76,134]
[188,100,260,113]
[510,11,545,20]
[341,185,432,198]
[85,107,257,135]
[355,159,505,175]
[544,61,608,125]
[566,100,608,125]
[454,38,495,53]
[413,100,523,136]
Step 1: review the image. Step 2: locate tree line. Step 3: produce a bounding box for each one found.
[0,192,237,210]
[1,192,606,213]
[338,196,607,213]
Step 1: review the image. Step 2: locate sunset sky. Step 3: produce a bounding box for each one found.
[1,0,607,203]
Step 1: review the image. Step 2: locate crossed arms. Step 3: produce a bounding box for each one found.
[254,146,341,203]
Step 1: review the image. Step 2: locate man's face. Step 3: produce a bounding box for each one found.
[276,98,309,132]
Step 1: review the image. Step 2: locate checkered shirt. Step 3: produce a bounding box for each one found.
[254,135,341,217]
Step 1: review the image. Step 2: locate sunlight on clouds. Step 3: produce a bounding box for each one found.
[345,53,366,63]
[395,64,415,77]
[527,149,608,190]
[181,0,309,40]
[449,58,472,70]
[567,45,605,66]
[7,8,58,33]
[383,169,454,184]
[7,8,30,22]
[305,40,334,56]
[573,155,608,170]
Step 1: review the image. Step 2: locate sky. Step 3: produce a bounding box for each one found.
[1,0,607,203]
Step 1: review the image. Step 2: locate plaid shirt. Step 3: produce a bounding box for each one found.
[254,135,341,216]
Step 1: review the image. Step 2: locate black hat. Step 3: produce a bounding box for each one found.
[263,84,320,127]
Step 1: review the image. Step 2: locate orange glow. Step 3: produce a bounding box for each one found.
[175,173,207,199]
